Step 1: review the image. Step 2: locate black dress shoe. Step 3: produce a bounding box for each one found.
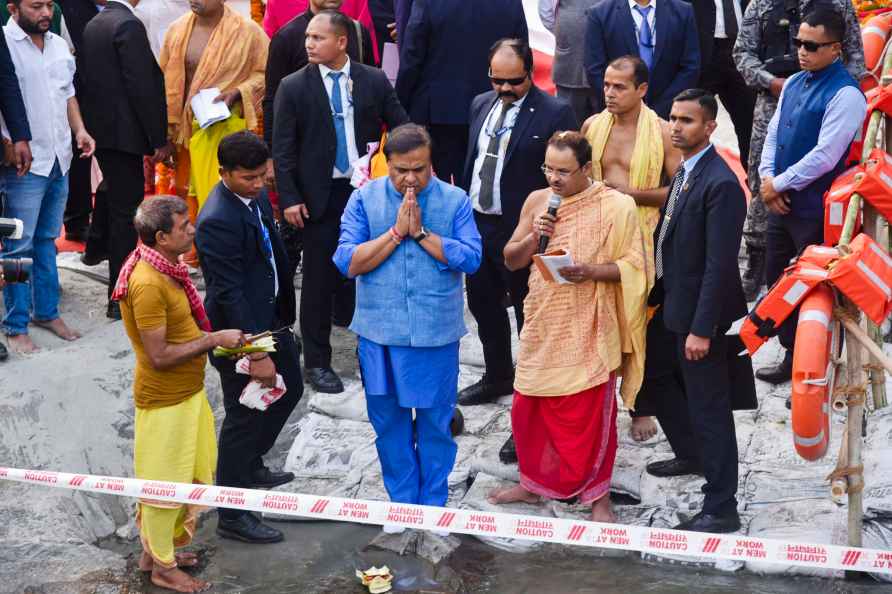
[458,376,514,406]
[0,342,8,362]
[674,510,741,534]
[106,301,121,320]
[450,408,464,436]
[306,367,344,394]
[248,467,295,490]
[645,457,703,477]
[755,352,793,385]
[80,250,109,266]
[499,434,517,464]
[217,513,284,544]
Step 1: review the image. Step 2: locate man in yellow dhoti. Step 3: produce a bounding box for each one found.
[114,197,244,593]
[159,0,267,263]
[581,56,681,442]
[487,131,646,522]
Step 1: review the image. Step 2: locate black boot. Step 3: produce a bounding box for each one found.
[741,247,765,302]
[756,351,793,385]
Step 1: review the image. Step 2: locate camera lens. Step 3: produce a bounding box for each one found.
[0,258,32,283]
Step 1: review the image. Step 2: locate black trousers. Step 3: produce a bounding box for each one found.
[764,213,824,351]
[466,213,529,381]
[641,309,739,515]
[87,149,144,298]
[428,124,468,185]
[216,330,303,520]
[699,38,756,168]
[300,179,354,368]
[63,138,93,236]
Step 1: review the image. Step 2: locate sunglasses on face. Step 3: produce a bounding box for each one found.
[792,38,838,52]
[488,70,528,86]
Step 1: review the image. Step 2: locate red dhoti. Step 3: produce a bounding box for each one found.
[512,374,617,505]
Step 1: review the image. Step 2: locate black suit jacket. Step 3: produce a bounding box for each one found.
[196,183,296,343]
[460,86,578,234]
[58,0,100,94]
[657,146,747,337]
[689,0,749,71]
[81,2,166,156]
[0,29,29,142]
[263,9,376,147]
[395,0,528,126]
[272,62,408,218]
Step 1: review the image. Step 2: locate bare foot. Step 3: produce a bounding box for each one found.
[630,416,658,442]
[151,566,210,593]
[590,495,616,523]
[7,333,39,354]
[487,484,541,505]
[139,551,200,572]
[32,317,81,341]
[138,551,154,572]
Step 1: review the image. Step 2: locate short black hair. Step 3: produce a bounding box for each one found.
[489,38,534,74]
[802,8,846,43]
[218,130,269,171]
[383,124,433,159]
[547,131,592,168]
[607,55,649,87]
[134,196,189,247]
[672,88,718,121]
[315,9,351,37]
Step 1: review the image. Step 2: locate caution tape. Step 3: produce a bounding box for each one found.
[2,466,891,575]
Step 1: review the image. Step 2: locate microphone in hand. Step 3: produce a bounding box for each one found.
[537,194,561,254]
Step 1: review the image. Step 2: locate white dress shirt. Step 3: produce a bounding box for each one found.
[319,58,360,179]
[2,19,75,177]
[469,93,528,215]
[713,0,742,38]
[628,0,657,45]
[233,192,280,297]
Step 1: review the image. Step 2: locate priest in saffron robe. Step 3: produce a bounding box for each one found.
[488,131,646,522]
[334,124,481,532]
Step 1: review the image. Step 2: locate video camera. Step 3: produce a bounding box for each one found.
[0,216,31,284]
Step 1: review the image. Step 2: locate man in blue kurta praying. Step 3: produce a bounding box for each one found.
[334,124,482,531]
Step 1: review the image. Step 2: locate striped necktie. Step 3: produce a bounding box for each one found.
[655,167,685,279]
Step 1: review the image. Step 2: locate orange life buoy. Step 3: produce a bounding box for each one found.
[861,13,892,93]
[791,284,838,461]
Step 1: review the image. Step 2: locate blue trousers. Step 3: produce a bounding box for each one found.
[366,392,457,506]
[2,161,68,335]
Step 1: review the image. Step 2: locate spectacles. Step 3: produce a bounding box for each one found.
[488,69,528,86]
[540,164,582,179]
[792,38,838,52]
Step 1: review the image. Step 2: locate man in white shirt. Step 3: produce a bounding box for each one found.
[2,0,95,354]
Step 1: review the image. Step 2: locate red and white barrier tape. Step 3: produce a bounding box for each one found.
[2,466,890,574]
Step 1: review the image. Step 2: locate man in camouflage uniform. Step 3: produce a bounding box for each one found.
[732,0,864,301]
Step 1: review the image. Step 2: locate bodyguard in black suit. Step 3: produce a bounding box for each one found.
[80,0,168,318]
[648,90,747,534]
[274,10,407,394]
[196,132,303,544]
[457,39,577,415]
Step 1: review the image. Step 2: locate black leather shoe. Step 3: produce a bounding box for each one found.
[458,376,514,406]
[0,342,8,361]
[755,352,793,385]
[645,457,703,477]
[106,301,121,321]
[80,250,108,266]
[498,434,517,464]
[674,510,741,533]
[248,467,295,490]
[451,408,464,436]
[217,513,284,544]
[306,367,344,394]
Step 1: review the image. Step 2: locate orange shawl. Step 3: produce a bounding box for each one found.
[160,5,268,146]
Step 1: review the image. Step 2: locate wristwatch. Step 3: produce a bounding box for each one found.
[413,227,429,242]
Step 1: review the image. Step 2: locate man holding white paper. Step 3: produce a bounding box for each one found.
[488,131,646,522]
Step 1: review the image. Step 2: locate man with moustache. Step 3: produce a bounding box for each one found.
[159,0,267,266]
[487,131,646,522]
[581,55,682,442]
[646,89,747,532]
[456,39,577,465]
[274,10,407,394]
